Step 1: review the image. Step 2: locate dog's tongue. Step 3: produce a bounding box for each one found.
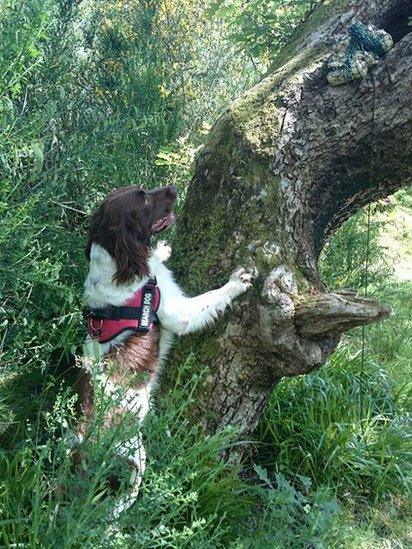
[152,212,175,233]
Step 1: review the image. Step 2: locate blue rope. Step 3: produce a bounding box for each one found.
[327,21,393,85]
[348,22,387,58]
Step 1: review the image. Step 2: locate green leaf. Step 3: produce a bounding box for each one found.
[31,142,44,175]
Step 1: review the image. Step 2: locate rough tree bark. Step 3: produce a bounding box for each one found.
[163,0,412,438]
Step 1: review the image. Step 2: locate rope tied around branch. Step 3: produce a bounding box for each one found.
[327,21,393,86]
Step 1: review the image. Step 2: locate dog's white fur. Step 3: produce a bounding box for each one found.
[83,240,252,518]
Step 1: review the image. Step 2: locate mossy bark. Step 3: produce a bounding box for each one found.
[161,0,412,438]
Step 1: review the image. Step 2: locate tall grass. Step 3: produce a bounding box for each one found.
[0,358,338,547]
[258,345,411,501]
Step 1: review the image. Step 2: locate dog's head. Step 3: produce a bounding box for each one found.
[86,185,177,284]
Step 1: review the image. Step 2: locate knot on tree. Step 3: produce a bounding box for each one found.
[257,267,391,377]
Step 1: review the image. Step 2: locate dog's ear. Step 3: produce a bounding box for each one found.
[85,188,151,285]
[85,207,102,261]
[111,220,150,284]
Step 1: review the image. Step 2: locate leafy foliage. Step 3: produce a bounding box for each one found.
[0,358,338,547]
[320,205,393,291]
[0,0,253,448]
[208,0,320,69]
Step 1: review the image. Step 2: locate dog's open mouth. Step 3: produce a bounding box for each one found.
[151,212,175,234]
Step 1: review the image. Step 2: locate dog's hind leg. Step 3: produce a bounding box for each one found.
[110,434,147,520]
[105,384,152,519]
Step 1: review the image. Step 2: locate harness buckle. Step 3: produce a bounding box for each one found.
[106,304,119,320]
[145,278,157,291]
[90,318,104,337]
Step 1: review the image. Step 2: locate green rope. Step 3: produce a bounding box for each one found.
[327,21,393,86]
[347,21,389,58]
[359,68,377,446]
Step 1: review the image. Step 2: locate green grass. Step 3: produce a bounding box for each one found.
[253,277,411,547]
[328,503,412,548]
[257,344,411,501]
[0,359,338,547]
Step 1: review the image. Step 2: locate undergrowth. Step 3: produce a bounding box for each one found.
[0,357,338,547]
[255,203,412,547]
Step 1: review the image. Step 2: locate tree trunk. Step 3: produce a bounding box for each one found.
[162,0,412,438]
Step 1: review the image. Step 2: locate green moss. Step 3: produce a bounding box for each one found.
[165,2,340,403]
[291,265,312,291]
[174,178,285,307]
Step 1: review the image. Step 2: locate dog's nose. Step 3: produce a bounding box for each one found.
[166,185,177,199]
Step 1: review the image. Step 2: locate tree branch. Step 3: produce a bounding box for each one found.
[295,291,391,337]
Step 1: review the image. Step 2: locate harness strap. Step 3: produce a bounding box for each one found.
[83,277,160,339]
[138,277,157,330]
[84,305,146,321]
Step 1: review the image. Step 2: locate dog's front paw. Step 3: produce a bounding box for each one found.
[228,267,253,296]
[153,240,172,262]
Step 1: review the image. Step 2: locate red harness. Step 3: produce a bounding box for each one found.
[84,278,160,344]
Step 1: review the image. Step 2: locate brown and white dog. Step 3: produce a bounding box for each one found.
[77,184,252,517]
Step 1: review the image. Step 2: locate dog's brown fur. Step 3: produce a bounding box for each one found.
[85,185,176,284]
[76,328,161,436]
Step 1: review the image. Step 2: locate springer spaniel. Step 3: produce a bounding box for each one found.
[78,184,252,518]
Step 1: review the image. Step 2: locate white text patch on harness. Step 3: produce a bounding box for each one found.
[140,291,153,328]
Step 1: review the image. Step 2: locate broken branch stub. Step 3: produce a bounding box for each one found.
[295,291,391,337]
